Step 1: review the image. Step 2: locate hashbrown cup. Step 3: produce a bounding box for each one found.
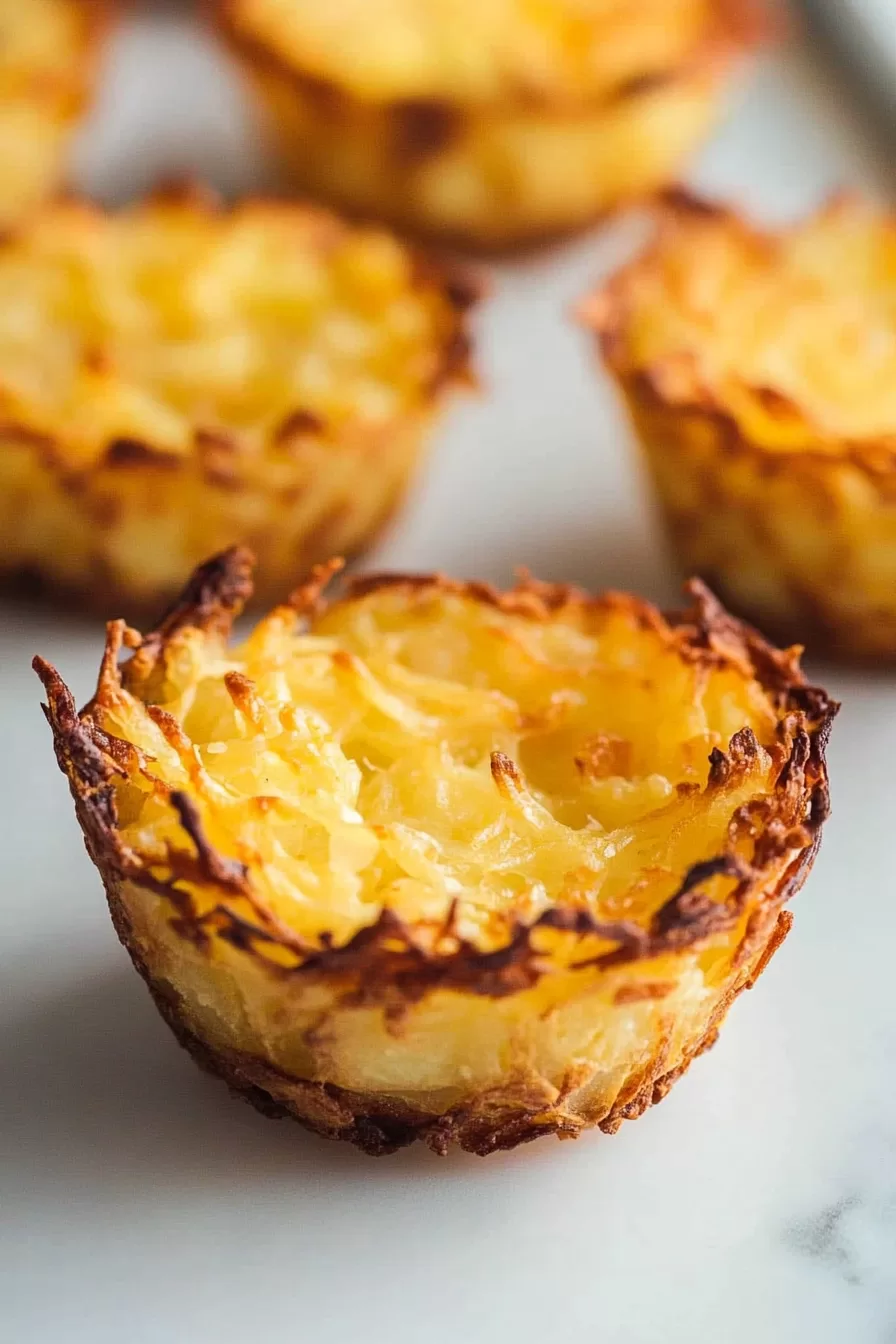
[211,0,771,251]
[36,547,835,1156]
[0,187,477,615]
[581,190,896,661]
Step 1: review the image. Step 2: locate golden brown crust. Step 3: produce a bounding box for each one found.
[580,188,896,660]
[97,845,795,1155]
[135,911,789,1157]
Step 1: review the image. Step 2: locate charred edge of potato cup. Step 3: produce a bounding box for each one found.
[581,188,896,661]
[0,0,112,224]
[0,187,477,616]
[210,0,772,250]
[36,547,835,1156]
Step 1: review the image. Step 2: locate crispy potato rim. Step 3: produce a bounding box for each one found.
[35,546,835,998]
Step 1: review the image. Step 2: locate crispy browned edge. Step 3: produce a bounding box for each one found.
[207,0,774,253]
[0,181,480,539]
[34,547,836,1154]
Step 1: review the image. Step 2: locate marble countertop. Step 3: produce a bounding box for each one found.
[3,7,896,1342]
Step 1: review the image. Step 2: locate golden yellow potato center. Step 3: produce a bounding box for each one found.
[97,575,782,952]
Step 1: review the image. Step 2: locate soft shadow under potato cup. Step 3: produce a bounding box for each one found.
[0,189,475,615]
[37,548,834,1156]
[212,0,769,250]
[582,191,896,661]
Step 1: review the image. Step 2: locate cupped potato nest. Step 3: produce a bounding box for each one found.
[212,0,771,250]
[582,190,896,661]
[0,0,110,224]
[36,547,835,1156]
[0,187,476,615]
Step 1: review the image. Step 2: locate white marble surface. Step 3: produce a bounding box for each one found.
[3,7,896,1342]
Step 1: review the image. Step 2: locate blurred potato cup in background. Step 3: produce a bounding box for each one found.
[581,191,896,662]
[36,550,834,1156]
[211,0,771,251]
[0,189,477,615]
[0,0,110,224]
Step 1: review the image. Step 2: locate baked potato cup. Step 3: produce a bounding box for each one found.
[582,191,896,661]
[212,0,769,250]
[36,547,835,1156]
[0,190,475,614]
[0,0,109,224]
